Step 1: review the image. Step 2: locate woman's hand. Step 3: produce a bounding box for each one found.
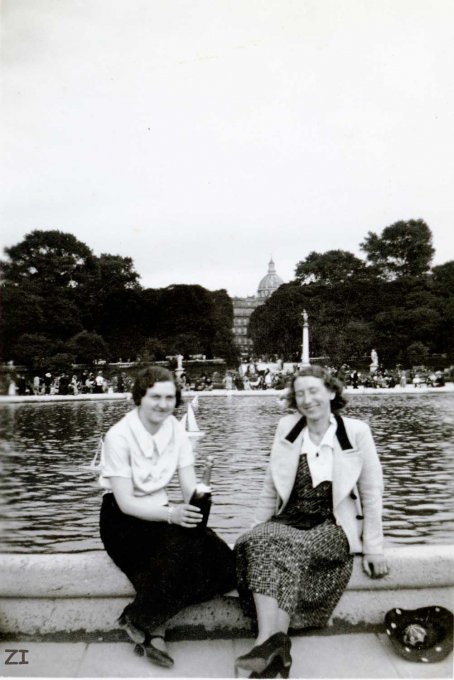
[170,504,202,528]
[362,553,389,579]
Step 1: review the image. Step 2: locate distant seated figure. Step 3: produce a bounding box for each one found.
[44,372,52,395]
[117,374,125,393]
[223,373,234,390]
[59,373,70,395]
[94,372,104,394]
[435,371,445,387]
[413,373,422,388]
[16,375,27,396]
[33,375,41,395]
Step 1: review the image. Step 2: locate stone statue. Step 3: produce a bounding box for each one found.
[370,349,379,374]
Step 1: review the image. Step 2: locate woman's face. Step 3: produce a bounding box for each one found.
[293,375,334,421]
[139,381,176,427]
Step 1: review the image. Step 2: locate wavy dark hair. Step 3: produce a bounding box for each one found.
[286,365,347,412]
[132,366,182,407]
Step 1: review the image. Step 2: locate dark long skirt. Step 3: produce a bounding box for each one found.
[100,493,236,632]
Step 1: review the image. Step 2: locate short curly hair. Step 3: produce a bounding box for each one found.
[286,365,347,412]
[132,366,182,407]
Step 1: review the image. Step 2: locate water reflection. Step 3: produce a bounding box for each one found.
[0,394,453,552]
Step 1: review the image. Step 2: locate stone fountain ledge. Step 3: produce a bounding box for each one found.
[0,545,452,638]
[1,383,453,403]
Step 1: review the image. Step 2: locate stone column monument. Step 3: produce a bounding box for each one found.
[175,354,184,381]
[300,310,310,367]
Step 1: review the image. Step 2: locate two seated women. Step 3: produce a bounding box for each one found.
[99,365,387,677]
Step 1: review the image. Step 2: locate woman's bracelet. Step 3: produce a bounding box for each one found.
[167,506,174,524]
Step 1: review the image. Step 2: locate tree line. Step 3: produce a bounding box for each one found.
[0,230,239,371]
[249,219,454,368]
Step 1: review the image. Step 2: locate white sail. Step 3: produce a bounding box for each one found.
[80,437,104,472]
[187,404,200,432]
[181,403,205,438]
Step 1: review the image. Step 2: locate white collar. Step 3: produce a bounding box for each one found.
[129,409,174,457]
[302,414,337,452]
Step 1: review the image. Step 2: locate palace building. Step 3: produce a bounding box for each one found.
[232,258,284,354]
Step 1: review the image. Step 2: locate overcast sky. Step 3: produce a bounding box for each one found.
[1,0,453,296]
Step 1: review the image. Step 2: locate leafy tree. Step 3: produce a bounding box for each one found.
[154,285,216,358]
[165,332,205,357]
[81,253,142,329]
[97,254,141,292]
[431,261,454,292]
[210,289,239,365]
[0,285,46,360]
[13,333,60,369]
[0,230,97,359]
[406,341,429,367]
[317,320,373,366]
[249,283,308,359]
[361,219,434,279]
[137,337,167,363]
[138,288,161,338]
[430,261,454,358]
[2,229,96,293]
[95,289,145,360]
[295,250,367,285]
[68,331,108,364]
[46,353,76,373]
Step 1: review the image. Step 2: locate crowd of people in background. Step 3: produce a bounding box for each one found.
[9,370,134,397]
[6,361,448,397]
[330,365,446,390]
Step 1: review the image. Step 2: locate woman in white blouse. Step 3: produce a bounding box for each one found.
[99,366,235,669]
[234,365,388,678]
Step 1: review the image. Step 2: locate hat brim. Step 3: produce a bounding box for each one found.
[385,606,453,663]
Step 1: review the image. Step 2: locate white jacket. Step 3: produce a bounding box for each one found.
[254,413,385,555]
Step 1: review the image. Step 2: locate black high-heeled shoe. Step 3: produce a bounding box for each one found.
[134,634,174,669]
[235,632,291,675]
[117,612,146,643]
[249,655,291,678]
[118,614,174,668]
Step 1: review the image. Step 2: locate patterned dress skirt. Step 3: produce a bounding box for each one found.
[235,456,354,628]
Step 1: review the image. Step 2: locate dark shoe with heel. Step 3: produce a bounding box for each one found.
[235,632,292,676]
[134,635,174,669]
[117,613,146,644]
[249,656,291,678]
[118,614,174,668]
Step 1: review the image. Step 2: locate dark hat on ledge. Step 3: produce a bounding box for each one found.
[385,606,453,663]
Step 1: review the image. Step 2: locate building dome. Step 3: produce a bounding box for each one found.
[257,258,284,298]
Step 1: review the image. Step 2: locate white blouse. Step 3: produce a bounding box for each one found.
[99,409,194,507]
[300,414,337,488]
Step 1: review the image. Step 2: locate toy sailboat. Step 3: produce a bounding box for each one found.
[180,401,205,438]
[80,436,104,473]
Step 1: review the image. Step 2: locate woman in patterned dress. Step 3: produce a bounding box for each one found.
[235,365,388,677]
[99,366,235,670]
